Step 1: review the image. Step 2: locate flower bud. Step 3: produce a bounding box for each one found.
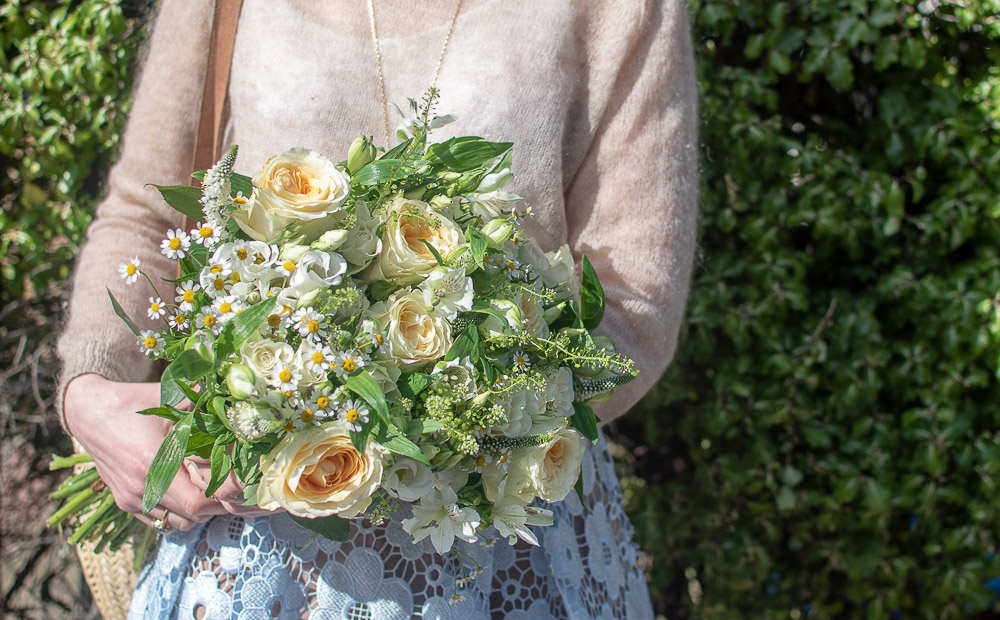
[346,134,377,174]
[184,331,215,364]
[296,288,323,309]
[480,218,515,246]
[279,243,310,262]
[429,195,456,211]
[225,364,257,399]
[477,168,513,193]
[310,228,348,252]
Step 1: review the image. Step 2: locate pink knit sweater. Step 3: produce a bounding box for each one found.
[56,0,699,428]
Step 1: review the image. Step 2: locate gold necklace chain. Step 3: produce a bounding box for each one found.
[367,0,464,147]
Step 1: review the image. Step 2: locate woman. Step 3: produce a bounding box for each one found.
[59,0,698,617]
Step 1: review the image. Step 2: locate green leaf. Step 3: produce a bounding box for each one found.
[425,137,513,171]
[398,372,434,400]
[289,514,351,542]
[142,411,194,513]
[148,184,204,222]
[205,437,232,498]
[136,406,180,422]
[467,226,488,265]
[405,419,445,435]
[380,139,412,161]
[239,483,258,506]
[445,324,479,362]
[571,401,600,444]
[419,239,445,266]
[214,296,277,363]
[108,288,140,336]
[160,349,213,406]
[370,281,397,301]
[375,420,431,465]
[351,159,429,186]
[579,255,605,331]
[344,372,390,424]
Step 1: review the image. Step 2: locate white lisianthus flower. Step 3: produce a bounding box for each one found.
[340,202,383,270]
[258,421,384,518]
[542,244,578,298]
[514,291,549,339]
[366,361,402,400]
[476,168,513,193]
[432,467,469,492]
[240,338,294,382]
[310,228,349,252]
[467,190,521,221]
[516,237,550,283]
[383,457,434,501]
[478,299,522,338]
[288,250,348,294]
[542,367,575,417]
[495,389,544,438]
[374,289,452,368]
[401,486,480,554]
[419,266,474,321]
[365,196,465,285]
[481,451,535,504]
[524,422,588,503]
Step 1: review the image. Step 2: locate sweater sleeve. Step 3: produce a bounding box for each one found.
[565,0,699,426]
[55,0,214,431]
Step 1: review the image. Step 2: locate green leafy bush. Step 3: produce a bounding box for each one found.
[0,0,150,304]
[614,0,1000,617]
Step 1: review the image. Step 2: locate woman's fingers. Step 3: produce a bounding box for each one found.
[183,459,276,516]
[135,505,199,533]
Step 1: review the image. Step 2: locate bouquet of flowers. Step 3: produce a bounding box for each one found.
[49,93,636,565]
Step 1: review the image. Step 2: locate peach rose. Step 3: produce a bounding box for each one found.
[365,195,465,284]
[258,421,384,518]
[374,289,452,368]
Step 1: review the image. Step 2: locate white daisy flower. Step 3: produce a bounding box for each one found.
[277,258,297,278]
[137,329,165,357]
[310,386,336,415]
[291,407,321,429]
[332,350,367,380]
[146,297,166,320]
[160,228,191,260]
[174,280,200,312]
[190,220,221,247]
[504,258,525,279]
[357,320,389,355]
[200,269,233,299]
[337,399,369,432]
[195,307,223,334]
[118,257,141,285]
[168,313,189,331]
[212,295,243,324]
[270,364,302,392]
[511,349,530,373]
[292,308,328,340]
[302,344,335,373]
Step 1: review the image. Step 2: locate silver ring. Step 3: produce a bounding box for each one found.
[151,510,172,534]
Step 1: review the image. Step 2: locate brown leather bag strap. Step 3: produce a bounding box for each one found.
[188,0,244,215]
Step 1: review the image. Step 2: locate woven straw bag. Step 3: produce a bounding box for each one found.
[74,1,243,617]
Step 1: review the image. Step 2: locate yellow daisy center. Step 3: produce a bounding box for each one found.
[279,368,293,383]
[346,408,360,423]
[342,358,357,372]
[236,248,248,260]
[213,278,226,291]
[199,226,213,238]
[476,455,486,468]
[169,237,181,250]
[316,396,330,410]
[307,320,320,334]
[210,264,224,274]
[499,453,509,464]
[183,289,195,303]
[301,410,314,424]
[267,314,281,328]
[283,422,294,432]
[375,333,384,345]
[143,336,157,349]
[233,195,248,205]
[230,272,240,283]
[150,302,160,312]
[174,315,187,325]
[126,264,137,276]
[202,315,216,327]
[219,302,232,314]
[283,261,296,272]
[311,352,325,364]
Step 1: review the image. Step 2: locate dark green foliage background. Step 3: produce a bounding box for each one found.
[3,0,1000,618]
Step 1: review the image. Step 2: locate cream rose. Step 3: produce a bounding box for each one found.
[240,338,294,381]
[375,289,452,368]
[253,148,351,222]
[524,422,587,502]
[365,196,465,284]
[258,421,384,518]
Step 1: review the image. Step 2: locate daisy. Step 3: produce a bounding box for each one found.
[195,307,223,334]
[292,308,328,340]
[118,257,141,285]
[277,258,297,277]
[160,228,191,259]
[270,364,302,392]
[168,313,189,331]
[212,295,243,324]
[174,280,200,312]
[332,350,367,380]
[190,220,221,247]
[291,407,320,430]
[302,344,335,374]
[310,386,336,415]
[337,399,369,432]
[511,349,530,373]
[504,258,525,279]
[146,297,166,320]
[137,329,165,357]
[357,320,389,355]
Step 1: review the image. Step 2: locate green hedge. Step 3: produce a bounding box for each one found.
[618,0,1000,617]
[4,1,1000,618]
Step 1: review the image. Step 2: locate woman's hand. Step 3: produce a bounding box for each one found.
[63,374,260,531]
[183,458,276,517]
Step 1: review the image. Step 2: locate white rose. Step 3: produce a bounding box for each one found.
[258,421,384,518]
[543,244,578,298]
[293,341,325,389]
[365,196,465,285]
[525,423,587,503]
[515,291,549,339]
[375,289,452,368]
[366,361,401,400]
[542,367,575,417]
[495,388,544,438]
[383,457,434,501]
[240,338,294,381]
[252,148,351,223]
